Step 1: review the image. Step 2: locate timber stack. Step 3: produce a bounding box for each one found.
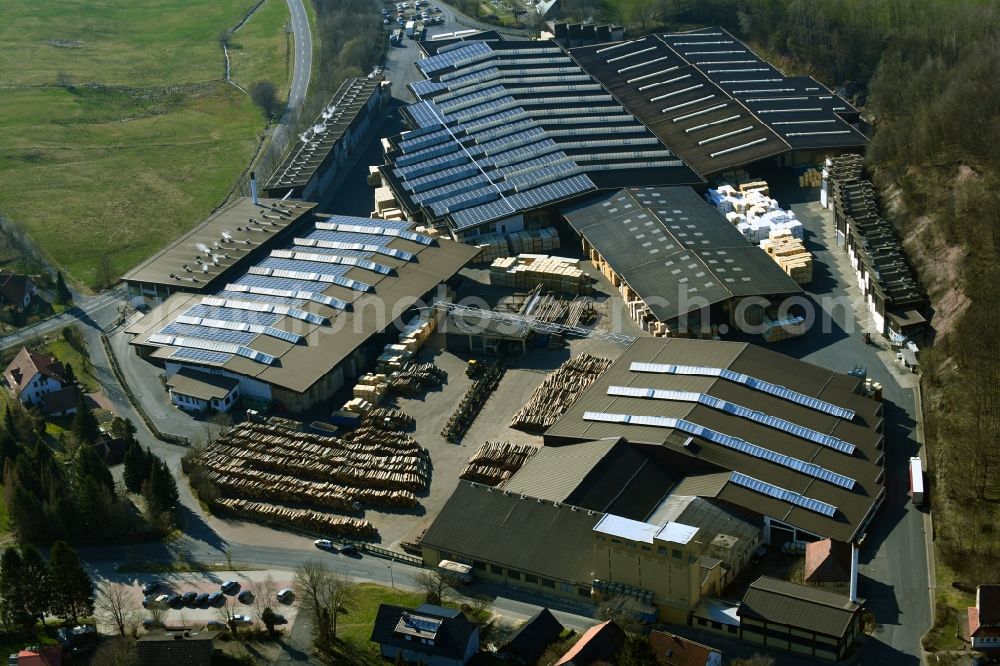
[510,354,613,431]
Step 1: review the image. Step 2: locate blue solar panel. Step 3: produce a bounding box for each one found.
[418,41,492,77]
[237,274,329,293]
[396,151,471,180]
[291,245,372,259]
[304,229,389,247]
[480,140,562,169]
[459,108,530,134]
[395,140,462,168]
[216,290,307,308]
[444,96,517,124]
[412,175,490,206]
[449,198,517,230]
[506,174,596,208]
[442,67,501,88]
[469,127,546,157]
[259,258,351,277]
[184,304,281,326]
[411,79,448,99]
[430,188,502,216]
[503,161,580,191]
[405,164,480,194]
[170,348,234,366]
[322,216,411,231]
[406,101,447,129]
[398,127,450,152]
[160,323,258,346]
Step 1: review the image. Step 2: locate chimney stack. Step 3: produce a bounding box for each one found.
[250,171,259,205]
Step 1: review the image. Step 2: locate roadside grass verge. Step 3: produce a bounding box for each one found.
[229,0,293,100]
[334,583,427,665]
[116,560,265,574]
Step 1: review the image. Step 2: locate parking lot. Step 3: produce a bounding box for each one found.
[110,570,300,633]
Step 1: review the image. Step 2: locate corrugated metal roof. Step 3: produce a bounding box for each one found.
[738,575,863,637]
[420,481,601,585]
[165,368,238,401]
[502,439,618,501]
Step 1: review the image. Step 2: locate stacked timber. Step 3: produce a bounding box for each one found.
[565,298,598,327]
[215,499,377,538]
[761,316,807,343]
[196,421,431,516]
[799,168,822,188]
[519,286,569,324]
[510,354,613,431]
[506,227,560,254]
[367,165,383,187]
[459,441,538,486]
[489,255,591,295]
[387,362,447,396]
[364,407,416,431]
[473,234,511,264]
[760,230,813,284]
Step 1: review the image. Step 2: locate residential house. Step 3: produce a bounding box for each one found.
[649,630,722,666]
[498,608,564,665]
[3,347,66,407]
[0,274,36,312]
[554,621,626,666]
[41,386,80,418]
[370,604,479,666]
[11,646,61,666]
[136,630,217,666]
[969,584,1000,650]
[738,576,865,661]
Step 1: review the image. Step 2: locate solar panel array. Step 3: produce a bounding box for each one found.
[142,216,432,374]
[581,410,855,489]
[629,362,856,420]
[606,385,856,454]
[729,472,837,517]
[387,39,700,232]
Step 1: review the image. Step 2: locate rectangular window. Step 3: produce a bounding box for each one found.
[728,624,738,634]
[658,546,667,556]
[641,545,651,551]
[672,549,683,559]
[711,621,722,630]
[507,569,521,580]
[525,574,538,584]
[542,578,555,589]
[611,538,621,544]
[578,587,590,598]
[490,564,502,575]
[473,560,485,571]
[697,617,707,626]
[559,582,574,593]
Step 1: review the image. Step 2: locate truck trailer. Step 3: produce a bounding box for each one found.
[909,456,925,506]
[405,20,415,37]
[437,559,472,583]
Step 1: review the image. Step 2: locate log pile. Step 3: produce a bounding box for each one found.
[215,499,377,538]
[364,407,416,431]
[460,441,538,486]
[442,359,506,443]
[197,421,430,517]
[510,354,613,431]
[387,362,447,396]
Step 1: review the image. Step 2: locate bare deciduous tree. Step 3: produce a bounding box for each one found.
[292,561,353,651]
[95,582,141,637]
[89,635,138,666]
[413,569,459,605]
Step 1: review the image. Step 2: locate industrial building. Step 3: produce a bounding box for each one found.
[563,186,802,336]
[569,27,868,180]
[378,27,866,241]
[737,576,865,661]
[122,198,319,309]
[263,76,390,200]
[379,37,702,240]
[422,338,884,623]
[126,216,476,412]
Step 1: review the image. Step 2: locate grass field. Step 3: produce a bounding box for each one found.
[229,0,293,100]
[335,583,428,664]
[0,0,292,288]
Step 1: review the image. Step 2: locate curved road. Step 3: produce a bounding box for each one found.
[284,0,312,121]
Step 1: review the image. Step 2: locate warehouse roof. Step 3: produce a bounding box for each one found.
[127,216,477,395]
[568,28,867,177]
[420,481,601,586]
[165,368,239,401]
[265,76,384,194]
[738,576,863,637]
[545,338,886,542]
[122,198,316,290]
[563,186,801,323]
[381,39,701,233]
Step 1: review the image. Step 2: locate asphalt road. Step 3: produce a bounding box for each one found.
[0,285,126,351]
[284,0,312,118]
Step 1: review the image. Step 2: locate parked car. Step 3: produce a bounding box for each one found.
[237,590,254,604]
[276,588,294,603]
[339,543,359,556]
[181,591,198,606]
[142,618,164,630]
[314,539,333,550]
[205,620,229,632]
[154,594,170,608]
[141,595,157,609]
[232,614,254,626]
[141,581,161,595]
[221,581,240,595]
[207,592,224,606]
[166,593,183,607]
[195,592,210,606]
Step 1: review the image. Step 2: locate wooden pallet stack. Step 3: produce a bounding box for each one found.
[760,230,813,284]
[489,255,590,295]
[386,362,447,396]
[459,441,538,486]
[506,227,561,254]
[473,234,511,264]
[799,167,822,188]
[510,354,613,431]
[216,499,377,538]
[364,407,416,431]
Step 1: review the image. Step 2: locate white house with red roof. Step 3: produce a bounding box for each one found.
[970,584,1000,649]
[3,347,67,407]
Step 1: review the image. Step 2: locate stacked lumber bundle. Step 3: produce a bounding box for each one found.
[386,362,447,396]
[364,407,416,431]
[506,227,560,254]
[343,397,374,414]
[459,441,538,486]
[739,180,769,196]
[367,165,382,187]
[760,230,813,284]
[398,317,436,353]
[374,187,397,214]
[510,354,613,431]
[196,421,431,517]
[414,225,442,238]
[799,167,822,188]
[216,499,377,538]
[706,182,805,243]
[489,255,591,295]
[473,234,511,264]
[761,315,807,343]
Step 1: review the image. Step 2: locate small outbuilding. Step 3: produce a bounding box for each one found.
[498,608,564,664]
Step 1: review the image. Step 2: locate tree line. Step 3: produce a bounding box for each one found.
[2,402,178,544]
[0,541,94,630]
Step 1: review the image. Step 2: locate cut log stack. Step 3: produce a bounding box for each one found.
[216,499,377,538]
[364,407,416,431]
[459,441,539,486]
[510,354,613,431]
[759,229,813,284]
[196,421,432,527]
[387,362,447,396]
